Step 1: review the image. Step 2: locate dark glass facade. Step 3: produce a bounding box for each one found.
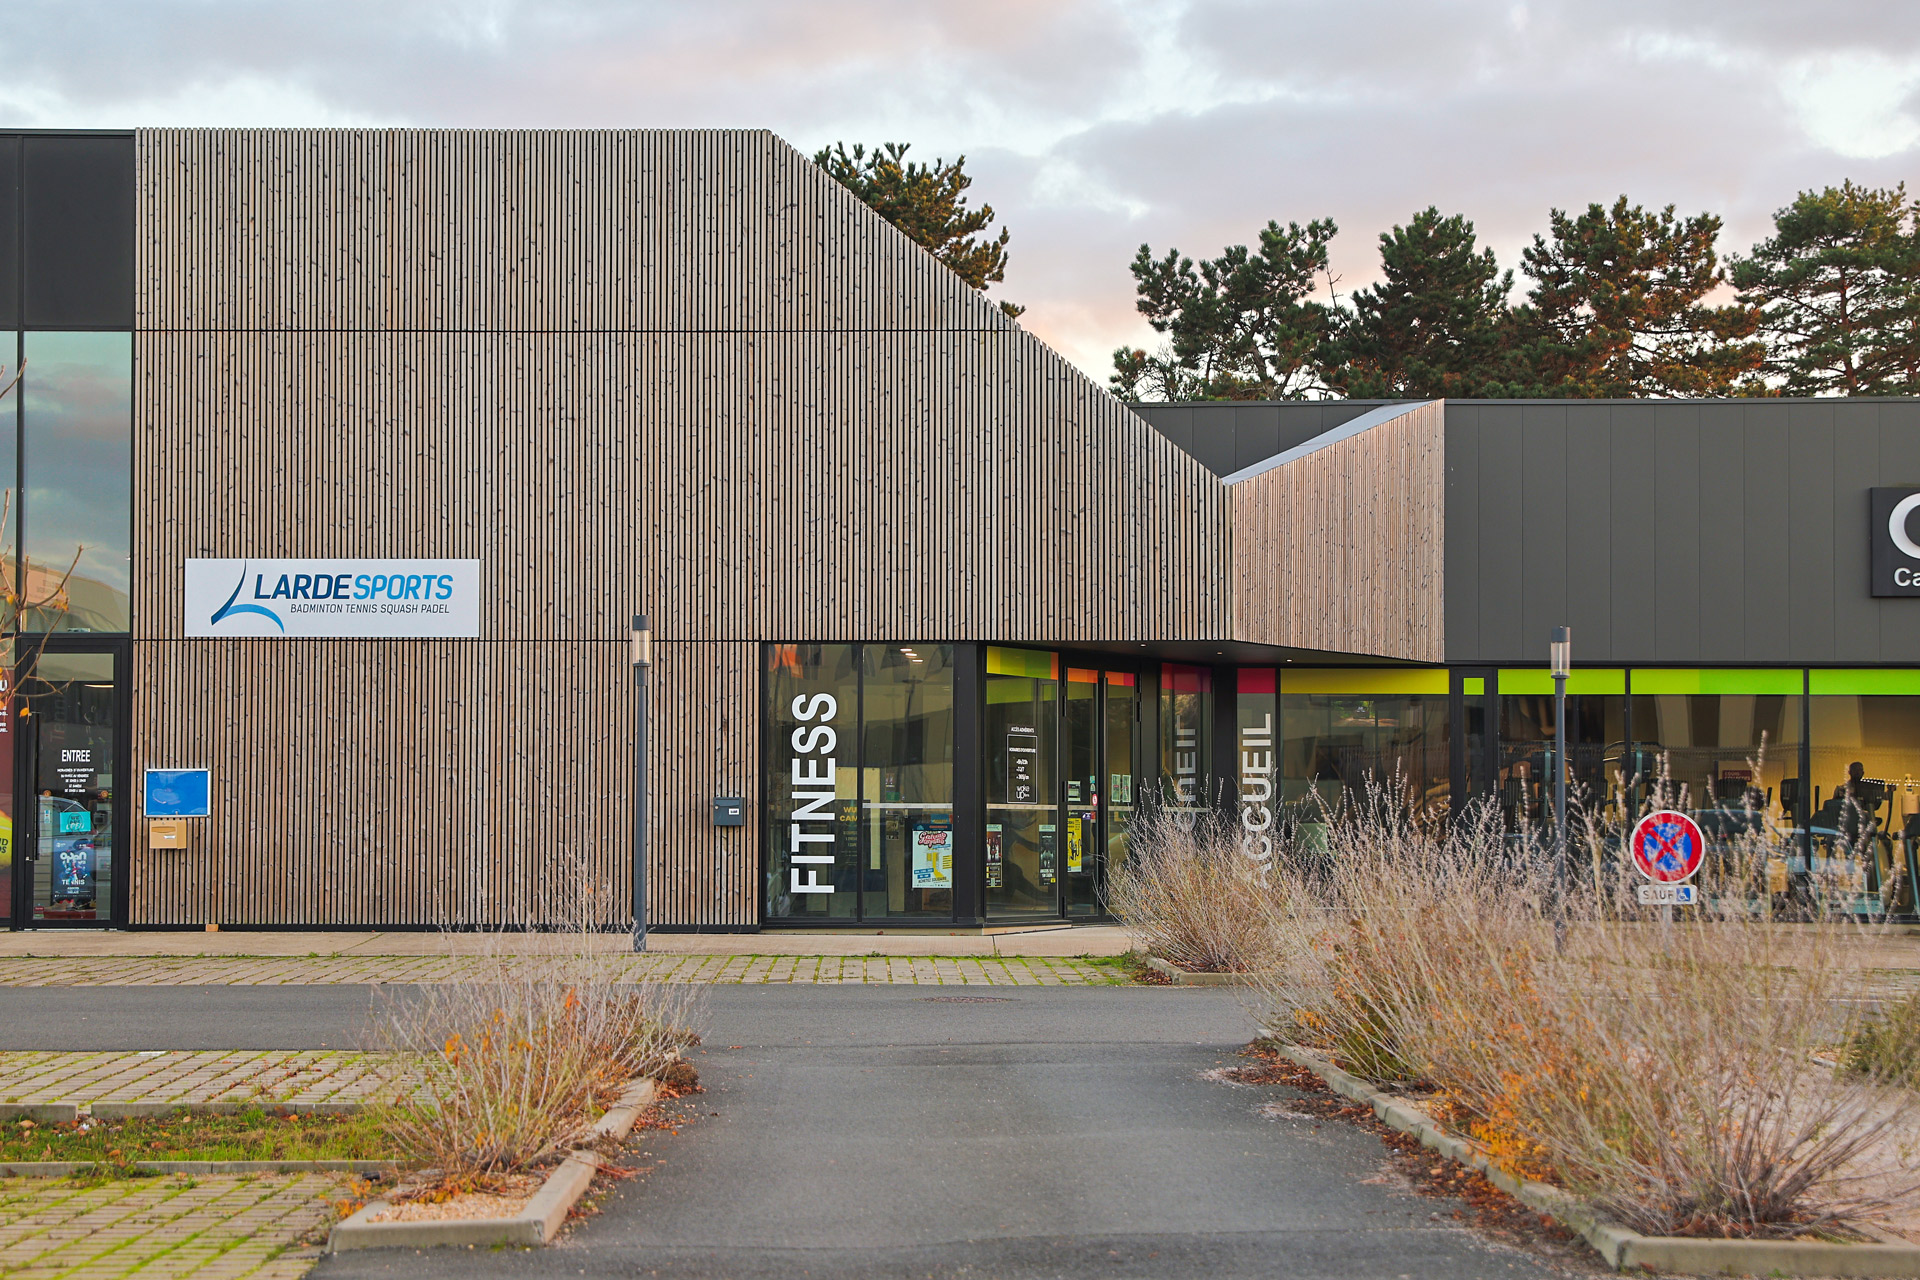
[3,133,135,929]
[759,654,1920,925]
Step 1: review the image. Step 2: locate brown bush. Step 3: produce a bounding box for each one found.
[370,864,697,1179]
[1105,799,1279,973]
[1238,772,1920,1238]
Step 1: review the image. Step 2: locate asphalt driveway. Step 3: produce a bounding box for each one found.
[313,985,1569,1280]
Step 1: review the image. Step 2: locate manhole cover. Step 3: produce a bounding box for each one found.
[920,995,1014,1003]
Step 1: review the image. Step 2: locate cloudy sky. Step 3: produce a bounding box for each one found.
[8,1,1919,384]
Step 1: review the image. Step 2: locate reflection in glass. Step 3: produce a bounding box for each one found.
[0,332,16,594]
[1628,687,1803,906]
[27,652,115,921]
[1065,668,1100,916]
[23,332,131,633]
[861,645,955,919]
[762,644,859,920]
[0,333,13,920]
[1461,676,1492,805]
[1284,691,1451,816]
[1629,693,1800,820]
[1808,694,1918,915]
[1159,664,1210,809]
[1234,669,1278,867]
[1104,670,1136,882]
[1496,694,1619,832]
[986,646,1057,916]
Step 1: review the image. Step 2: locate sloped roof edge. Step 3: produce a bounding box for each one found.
[1220,400,1435,485]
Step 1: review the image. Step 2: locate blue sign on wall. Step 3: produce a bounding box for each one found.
[145,769,211,818]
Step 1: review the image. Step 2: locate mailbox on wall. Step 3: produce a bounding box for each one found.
[713,796,745,827]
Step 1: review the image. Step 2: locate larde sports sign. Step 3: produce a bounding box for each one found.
[184,559,481,638]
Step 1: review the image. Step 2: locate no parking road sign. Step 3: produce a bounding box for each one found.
[1629,809,1706,885]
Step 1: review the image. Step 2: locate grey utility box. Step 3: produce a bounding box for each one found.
[713,796,745,827]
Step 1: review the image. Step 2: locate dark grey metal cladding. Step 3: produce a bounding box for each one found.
[1445,398,1920,664]
[22,133,134,329]
[1131,400,1407,476]
[0,138,17,330]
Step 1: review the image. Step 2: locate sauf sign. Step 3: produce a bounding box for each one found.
[185,559,482,638]
[1872,489,1920,596]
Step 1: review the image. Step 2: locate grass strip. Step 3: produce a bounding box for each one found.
[1,1106,399,1164]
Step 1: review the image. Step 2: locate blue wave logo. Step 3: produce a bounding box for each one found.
[210,563,285,632]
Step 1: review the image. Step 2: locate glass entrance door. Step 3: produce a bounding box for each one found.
[985,648,1136,921]
[13,644,125,926]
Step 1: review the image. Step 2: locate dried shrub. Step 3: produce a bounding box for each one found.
[1251,770,1920,1239]
[1105,798,1278,973]
[370,865,698,1180]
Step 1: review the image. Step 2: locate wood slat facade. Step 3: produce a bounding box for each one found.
[1227,401,1446,663]
[129,128,1231,928]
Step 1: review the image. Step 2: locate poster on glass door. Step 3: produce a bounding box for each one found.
[911,822,953,889]
[1007,726,1039,802]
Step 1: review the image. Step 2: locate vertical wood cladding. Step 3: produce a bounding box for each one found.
[1228,401,1445,663]
[131,129,1226,927]
[128,637,752,928]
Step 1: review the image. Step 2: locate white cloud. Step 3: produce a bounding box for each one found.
[1784,53,1920,159]
[1,0,1913,382]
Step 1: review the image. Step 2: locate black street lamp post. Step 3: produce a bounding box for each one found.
[632,614,651,952]
[1550,626,1572,912]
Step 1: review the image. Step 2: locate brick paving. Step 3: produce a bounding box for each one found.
[0,953,1113,988]
[0,949,1116,1278]
[0,1172,333,1278]
[0,1051,394,1112]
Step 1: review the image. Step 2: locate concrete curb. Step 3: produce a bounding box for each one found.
[0,1159,397,1177]
[327,1076,660,1252]
[1141,957,1256,986]
[1279,1046,1920,1277]
[0,1103,78,1124]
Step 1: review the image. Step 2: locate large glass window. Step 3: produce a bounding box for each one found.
[762,644,860,920]
[0,336,13,923]
[762,644,957,922]
[1496,670,1624,832]
[986,646,1058,916]
[1282,669,1451,817]
[1234,669,1278,868]
[860,645,955,919]
[1808,671,1920,916]
[1104,670,1137,876]
[1627,671,1802,820]
[1158,663,1211,810]
[22,332,131,633]
[0,333,17,602]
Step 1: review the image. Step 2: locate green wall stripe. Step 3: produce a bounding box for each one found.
[1630,669,1803,696]
[1497,669,1626,695]
[1809,669,1920,696]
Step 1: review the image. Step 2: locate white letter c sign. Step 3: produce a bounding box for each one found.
[1891,494,1920,560]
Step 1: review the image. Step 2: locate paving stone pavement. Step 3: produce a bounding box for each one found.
[0,1172,335,1278]
[0,953,1113,988]
[0,1051,394,1111]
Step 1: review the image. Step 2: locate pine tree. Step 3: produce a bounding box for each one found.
[1321,208,1514,397]
[1109,219,1338,401]
[1730,181,1914,394]
[813,141,1023,318]
[1517,197,1762,397]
